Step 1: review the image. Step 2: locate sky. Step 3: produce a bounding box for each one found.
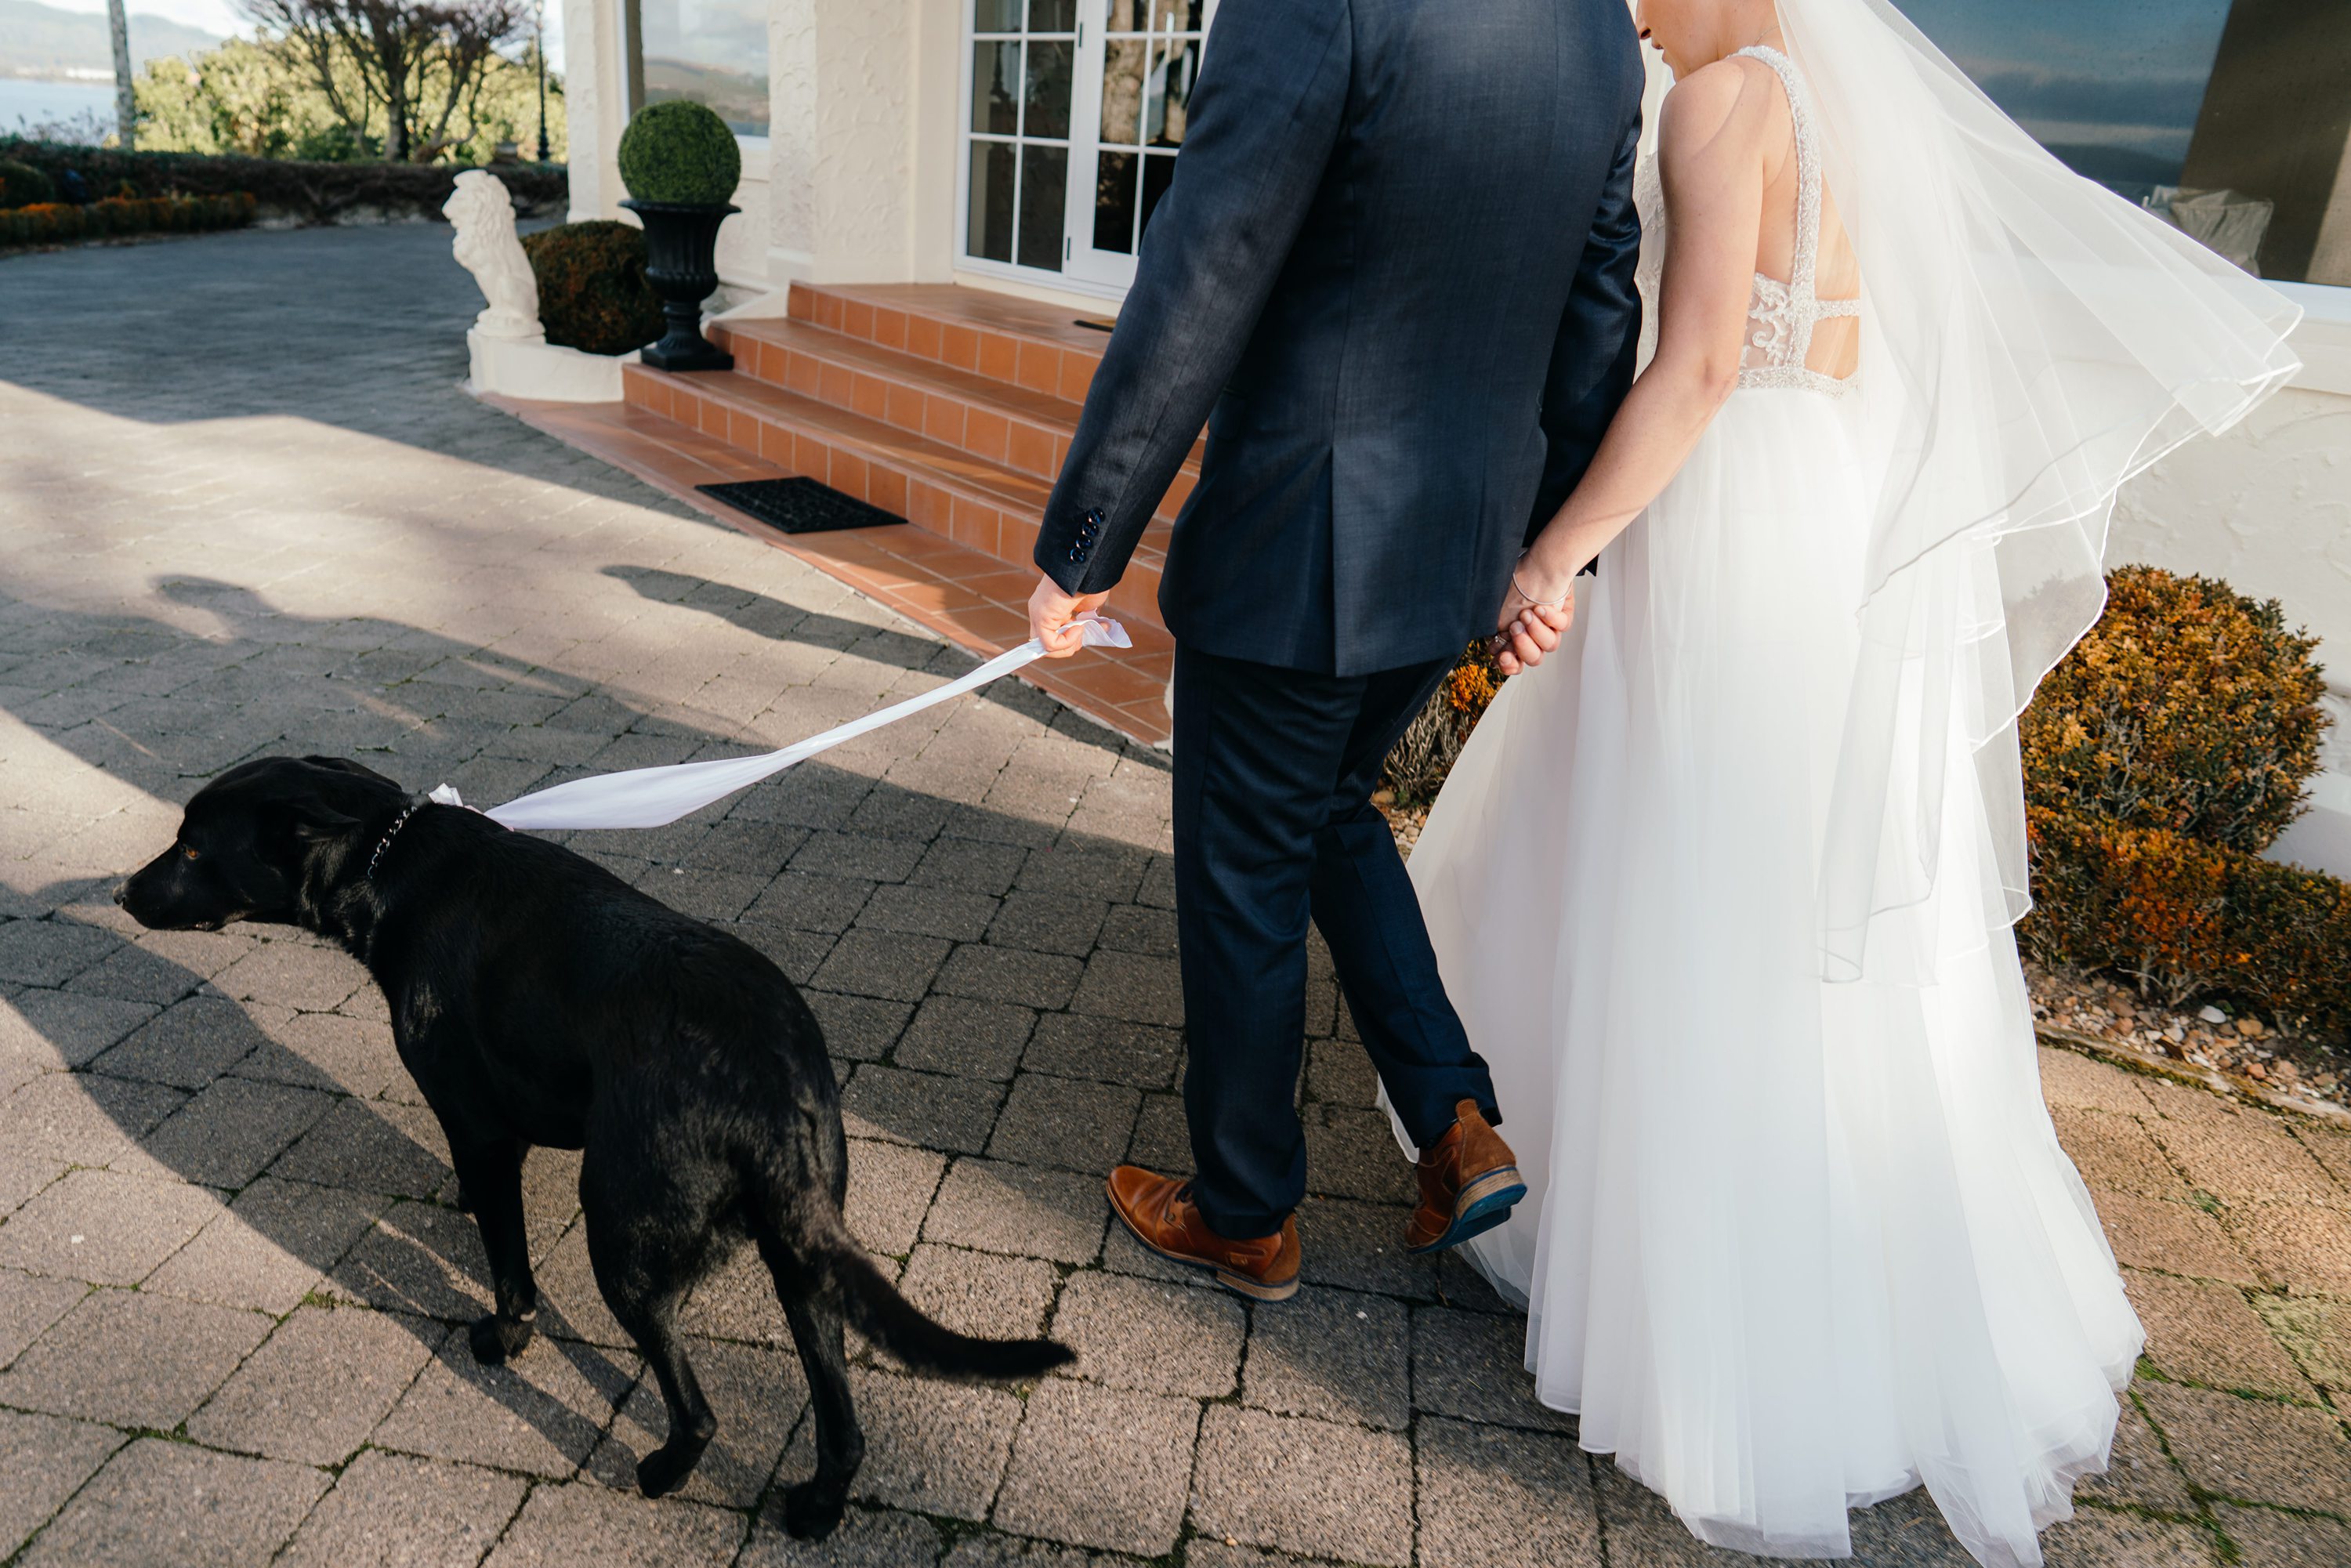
[40,0,245,41]
[32,0,565,62]
[1895,0,2233,168]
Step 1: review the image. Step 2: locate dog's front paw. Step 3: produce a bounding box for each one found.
[781,1479,847,1540]
[467,1312,534,1365]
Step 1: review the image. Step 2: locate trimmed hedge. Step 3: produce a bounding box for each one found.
[520,220,663,356]
[0,139,566,227]
[617,100,740,205]
[2022,564,2326,853]
[2020,566,2346,1039]
[0,192,258,247]
[0,158,56,208]
[2026,809,2351,1035]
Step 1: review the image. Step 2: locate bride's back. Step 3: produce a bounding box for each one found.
[1737,46,1859,384]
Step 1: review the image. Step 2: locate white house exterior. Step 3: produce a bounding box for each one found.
[552,0,2351,869]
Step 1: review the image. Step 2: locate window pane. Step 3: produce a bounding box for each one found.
[1094,150,1139,254]
[1144,38,1198,146]
[1106,0,1145,31]
[971,40,1021,136]
[1139,150,1177,242]
[1019,143,1068,271]
[1031,0,1077,31]
[1100,38,1148,144]
[970,140,1016,263]
[1900,0,2351,284]
[640,0,769,137]
[973,0,1021,33]
[1153,0,1202,34]
[1027,40,1073,139]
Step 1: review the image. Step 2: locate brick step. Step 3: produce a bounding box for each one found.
[710,314,1202,504]
[625,362,1172,634]
[785,281,1118,403]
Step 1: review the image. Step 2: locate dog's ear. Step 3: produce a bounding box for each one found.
[288,797,362,842]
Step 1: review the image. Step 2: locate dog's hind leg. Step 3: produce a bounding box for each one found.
[582,1160,719,1499]
[757,1229,862,1540]
[451,1136,539,1364]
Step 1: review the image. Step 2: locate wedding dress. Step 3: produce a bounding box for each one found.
[1393,24,2298,1567]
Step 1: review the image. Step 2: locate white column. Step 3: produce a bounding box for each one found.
[561,0,629,223]
[763,0,926,287]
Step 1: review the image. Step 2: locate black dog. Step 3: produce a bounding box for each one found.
[118,755,1072,1537]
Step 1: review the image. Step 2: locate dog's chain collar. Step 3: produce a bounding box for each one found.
[366,793,434,882]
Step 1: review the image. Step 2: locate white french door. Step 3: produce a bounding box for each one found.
[958,0,1219,295]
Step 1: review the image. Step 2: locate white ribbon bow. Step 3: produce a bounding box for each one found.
[428,617,1132,832]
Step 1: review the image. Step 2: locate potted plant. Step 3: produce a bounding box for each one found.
[617,100,741,371]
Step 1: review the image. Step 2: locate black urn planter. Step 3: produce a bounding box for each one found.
[623,198,737,371]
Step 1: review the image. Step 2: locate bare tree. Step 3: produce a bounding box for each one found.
[107,0,136,150]
[241,0,525,162]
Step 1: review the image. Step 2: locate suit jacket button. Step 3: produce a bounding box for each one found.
[1068,546,1085,562]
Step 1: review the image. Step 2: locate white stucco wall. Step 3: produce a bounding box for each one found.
[759,0,923,291]
[2110,295,2351,875]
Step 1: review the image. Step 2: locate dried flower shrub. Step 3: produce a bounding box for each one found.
[2020,567,2346,1041]
[1381,641,1509,807]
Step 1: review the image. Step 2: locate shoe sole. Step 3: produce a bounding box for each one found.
[1108,1196,1299,1302]
[1407,1166,1528,1255]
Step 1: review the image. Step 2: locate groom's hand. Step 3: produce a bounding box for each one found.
[1029,575,1113,659]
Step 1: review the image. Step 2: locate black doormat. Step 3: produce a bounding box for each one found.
[697,476,908,535]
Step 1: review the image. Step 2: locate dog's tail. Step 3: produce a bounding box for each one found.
[822,1225,1074,1382]
[752,1164,1074,1382]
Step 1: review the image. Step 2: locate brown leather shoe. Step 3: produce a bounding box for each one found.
[1407,1099,1527,1254]
[1105,1165,1299,1302]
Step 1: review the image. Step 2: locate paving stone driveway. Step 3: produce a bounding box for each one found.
[2,226,2349,1567]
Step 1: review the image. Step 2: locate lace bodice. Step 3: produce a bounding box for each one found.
[1632,44,1860,397]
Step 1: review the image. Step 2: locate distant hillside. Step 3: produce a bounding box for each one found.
[0,0,223,80]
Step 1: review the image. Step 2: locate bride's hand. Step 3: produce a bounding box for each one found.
[1492,566,1574,675]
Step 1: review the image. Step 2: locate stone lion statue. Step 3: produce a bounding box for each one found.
[444,171,543,342]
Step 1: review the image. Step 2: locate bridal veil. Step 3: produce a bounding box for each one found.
[1777,0,2302,986]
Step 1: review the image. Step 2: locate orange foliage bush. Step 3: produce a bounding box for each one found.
[0,191,255,248]
[2022,565,2324,853]
[1382,641,1509,807]
[2020,567,2347,1038]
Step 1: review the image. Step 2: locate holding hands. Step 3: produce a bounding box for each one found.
[1491,555,1576,675]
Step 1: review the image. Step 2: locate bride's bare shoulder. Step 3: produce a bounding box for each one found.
[1657,55,1786,177]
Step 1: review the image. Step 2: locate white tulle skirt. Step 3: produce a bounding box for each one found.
[1396,388,2142,1566]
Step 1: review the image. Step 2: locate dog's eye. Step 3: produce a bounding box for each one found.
[182,846,200,861]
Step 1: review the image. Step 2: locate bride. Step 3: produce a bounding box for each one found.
[1396,0,2302,1563]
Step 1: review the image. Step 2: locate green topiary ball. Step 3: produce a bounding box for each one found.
[520,220,666,355]
[617,100,741,205]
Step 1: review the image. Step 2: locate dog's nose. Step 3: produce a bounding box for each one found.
[111,881,129,907]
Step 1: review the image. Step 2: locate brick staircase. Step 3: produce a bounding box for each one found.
[629,283,1195,642]
[500,281,1184,744]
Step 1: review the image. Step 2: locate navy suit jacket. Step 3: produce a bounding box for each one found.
[1035,0,1646,675]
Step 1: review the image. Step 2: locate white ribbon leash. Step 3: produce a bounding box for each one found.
[427,617,1132,832]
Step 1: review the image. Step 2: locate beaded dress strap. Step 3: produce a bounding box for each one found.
[1733,44,1857,393]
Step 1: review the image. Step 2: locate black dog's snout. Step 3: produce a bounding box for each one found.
[112,880,129,907]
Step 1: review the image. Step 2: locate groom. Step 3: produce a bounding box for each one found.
[1028,0,1647,1300]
